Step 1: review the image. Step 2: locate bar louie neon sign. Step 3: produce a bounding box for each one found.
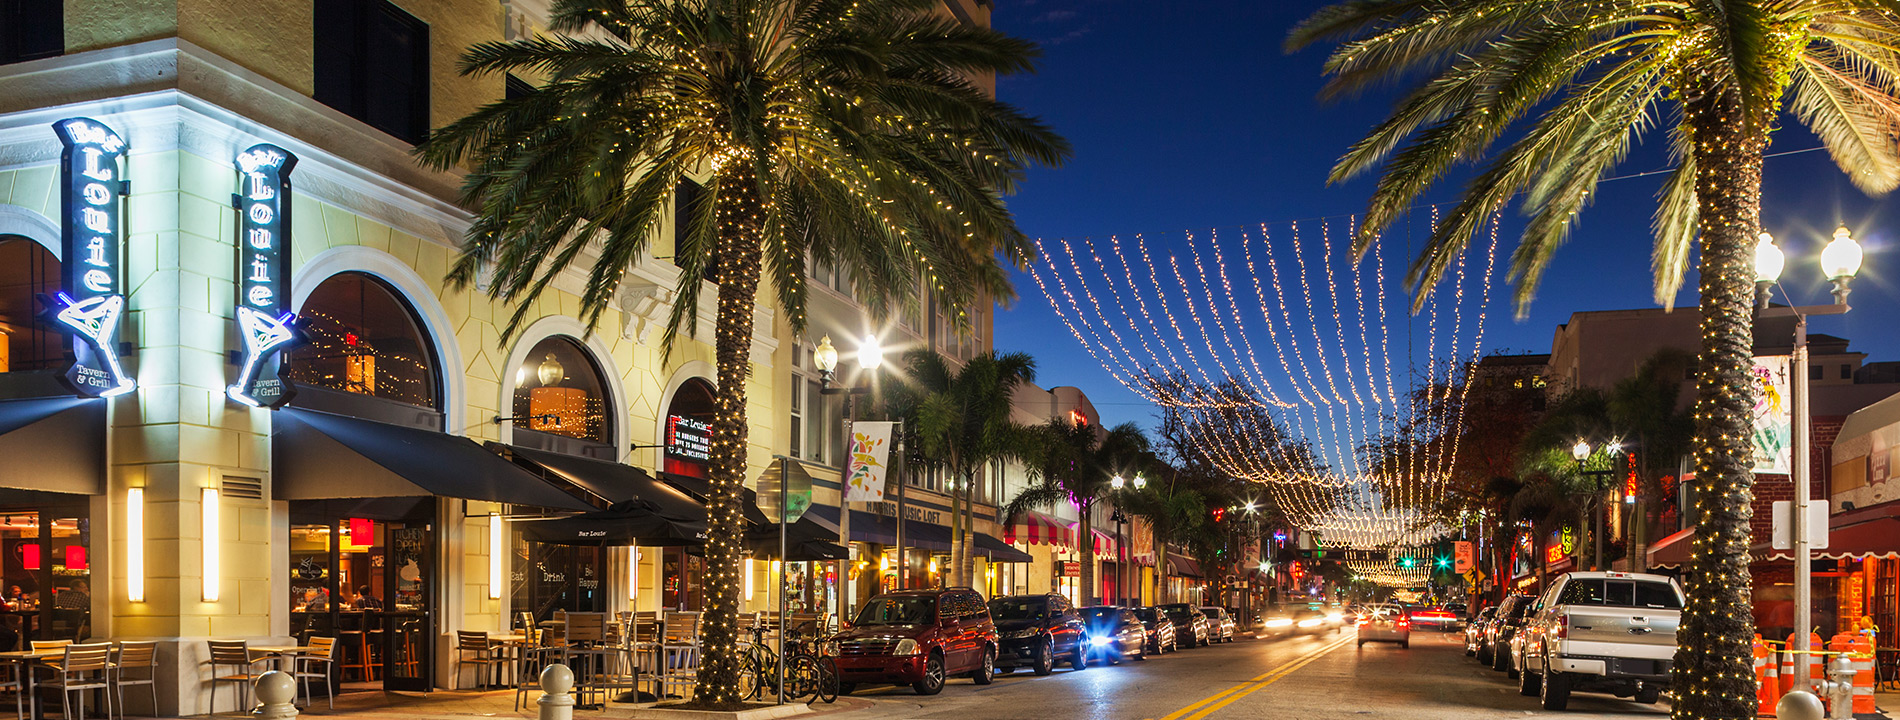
[51,118,135,398]
[227,144,300,407]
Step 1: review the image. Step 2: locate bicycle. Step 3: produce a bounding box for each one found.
[738,624,838,704]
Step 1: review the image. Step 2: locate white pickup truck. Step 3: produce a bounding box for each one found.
[1510,571,1683,711]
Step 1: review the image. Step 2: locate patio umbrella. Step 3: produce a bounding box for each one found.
[516,499,707,546]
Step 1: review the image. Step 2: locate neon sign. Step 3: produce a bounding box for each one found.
[227,144,300,407]
[51,118,134,397]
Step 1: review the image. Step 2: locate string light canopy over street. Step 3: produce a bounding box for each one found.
[1030,213,1502,553]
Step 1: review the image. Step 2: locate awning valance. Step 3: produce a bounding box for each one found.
[1647,528,1694,569]
[1003,511,1074,548]
[0,396,104,495]
[273,409,593,511]
[1754,511,1900,562]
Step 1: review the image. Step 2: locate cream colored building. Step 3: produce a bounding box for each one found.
[0,0,1012,713]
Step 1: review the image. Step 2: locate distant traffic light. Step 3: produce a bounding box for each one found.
[1435,557,1451,569]
[1397,557,1416,568]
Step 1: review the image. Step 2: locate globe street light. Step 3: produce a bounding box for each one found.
[814,332,887,627]
[1753,224,1865,687]
[1572,440,1591,462]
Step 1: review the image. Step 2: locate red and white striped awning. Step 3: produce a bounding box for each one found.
[1004,511,1075,548]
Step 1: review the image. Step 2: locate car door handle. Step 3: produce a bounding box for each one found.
[1629,627,1652,635]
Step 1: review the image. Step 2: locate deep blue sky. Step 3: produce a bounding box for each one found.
[987,1,1900,432]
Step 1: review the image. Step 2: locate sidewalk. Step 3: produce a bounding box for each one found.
[234,686,875,720]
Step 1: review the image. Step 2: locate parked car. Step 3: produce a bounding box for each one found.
[1130,607,1178,654]
[1158,603,1210,647]
[1355,603,1410,648]
[1465,606,1498,656]
[1512,572,1683,711]
[988,593,1087,675]
[1486,594,1537,672]
[1080,606,1147,664]
[1200,606,1238,643]
[832,587,997,695]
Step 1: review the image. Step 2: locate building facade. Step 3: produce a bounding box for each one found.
[0,0,1009,714]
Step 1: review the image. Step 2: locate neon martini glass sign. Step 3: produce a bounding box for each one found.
[51,118,135,398]
[226,144,301,407]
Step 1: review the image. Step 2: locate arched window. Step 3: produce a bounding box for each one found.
[283,271,439,410]
[510,336,610,445]
[662,378,715,478]
[0,236,62,374]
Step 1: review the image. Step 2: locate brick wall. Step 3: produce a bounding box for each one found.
[1746,417,1842,544]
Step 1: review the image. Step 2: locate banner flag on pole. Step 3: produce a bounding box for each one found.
[843,421,897,502]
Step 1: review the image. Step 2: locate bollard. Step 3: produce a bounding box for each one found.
[1778,690,1825,720]
[252,671,298,720]
[539,663,575,720]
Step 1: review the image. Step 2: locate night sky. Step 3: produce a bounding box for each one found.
[986,1,1900,432]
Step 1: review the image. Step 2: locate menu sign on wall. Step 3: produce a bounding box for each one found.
[50,118,135,398]
[664,414,711,478]
[226,144,300,407]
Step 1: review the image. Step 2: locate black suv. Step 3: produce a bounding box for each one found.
[988,593,1087,675]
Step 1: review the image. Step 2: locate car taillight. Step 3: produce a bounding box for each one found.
[1397,618,1409,627]
[1357,618,1369,625]
[1556,614,1568,639]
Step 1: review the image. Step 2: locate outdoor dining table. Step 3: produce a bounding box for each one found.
[487,635,526,686]
[0,649,65,720]
[250,645,315,673]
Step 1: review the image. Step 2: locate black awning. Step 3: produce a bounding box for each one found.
[658,471,846,559]
[973,532,1034,563]
[517,500,707,546]
[804,505,953,552]
[0,396,104,495]
[272,408,593,511]
[500,444,705,521]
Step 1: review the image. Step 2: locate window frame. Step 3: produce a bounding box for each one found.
[314,0,432,145]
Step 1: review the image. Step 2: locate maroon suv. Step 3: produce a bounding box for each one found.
[831,587,996,695]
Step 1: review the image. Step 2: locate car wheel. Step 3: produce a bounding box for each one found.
[1539,660,1570,711]
[1635,685,1661,704]
[1071,644,1088,671]
[1108,648,1121,666]
[1134,643,1146,661]
[1491,645,1511,672]
[1356,639,1365,647]
[1032,638,1055,676]
[913,651,946,696]
[1399,639,1409,649]
[970,647,995,685]
[1517,658,1540,697]
[1476,646,1492,665]
[838,682,857,696]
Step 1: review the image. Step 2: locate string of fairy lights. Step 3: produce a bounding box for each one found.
[1030,210,1501,579]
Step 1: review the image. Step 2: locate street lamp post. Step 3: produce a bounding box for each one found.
[1109,474,1147,605]
[1754,227,1863,689]
[813,334,883,630]
[1572,440,1626,572]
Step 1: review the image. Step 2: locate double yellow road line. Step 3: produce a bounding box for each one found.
[1157,634,1356,720]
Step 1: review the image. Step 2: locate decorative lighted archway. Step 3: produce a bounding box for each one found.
[497,315,630,459]
[291,245,467,433]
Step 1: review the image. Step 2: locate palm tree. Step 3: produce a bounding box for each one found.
[1287,4,1900,714]
[416,0,1067,705]
[1115,478,1208,604]
[1005,421,1151,605]
[901,349,1040,586]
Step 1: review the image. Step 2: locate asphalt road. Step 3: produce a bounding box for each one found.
[820,628,1672,720]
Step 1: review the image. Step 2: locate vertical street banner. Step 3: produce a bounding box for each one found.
[50,118,135,397]
[842,421,897,502]
[1453,540,1473,573]
[227,144,300,407]
[1751,355,1793,474]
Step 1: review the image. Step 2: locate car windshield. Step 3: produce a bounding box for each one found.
[1080,607,1121,627]
[1158,603,1194,617]
[1131,608,1160,622]
[987,598,1048,621]
[1557,579,1683,609]
[1200,607,1222,618]
[855,596,936,626]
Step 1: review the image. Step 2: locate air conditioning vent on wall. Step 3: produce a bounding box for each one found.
[220,476,265,501]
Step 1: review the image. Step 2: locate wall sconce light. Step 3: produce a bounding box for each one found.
[127,487,144,603]
[202,487,220,602]
[488,512,504,600]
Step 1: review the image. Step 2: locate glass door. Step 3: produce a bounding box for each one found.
[382,521,432,691]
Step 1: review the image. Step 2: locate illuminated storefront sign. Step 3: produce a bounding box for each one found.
[51,118,134,397]
[666,415,712,461]
[227,144,300,407]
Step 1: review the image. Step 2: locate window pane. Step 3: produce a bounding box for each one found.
[511,336,610,443]
[0,237,63,373]
[1634,582,1682,609]
[1557,579,1605,606]
[284,272,440,409]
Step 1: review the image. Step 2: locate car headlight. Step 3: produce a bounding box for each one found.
[1297,618,1323,628]
[1003,628,1040,640]
[892,639,920,656]
[1089,635,1112,647]
[1266,618,1293,628]
[1326,613,1344,622]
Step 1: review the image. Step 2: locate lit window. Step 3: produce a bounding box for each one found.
[510,336,610,444]
[0,237,62,373]
[283,272,439,409]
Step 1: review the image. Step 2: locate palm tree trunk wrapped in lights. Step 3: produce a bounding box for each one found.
[415,0,1068,706]
[1288,3,1900,716]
